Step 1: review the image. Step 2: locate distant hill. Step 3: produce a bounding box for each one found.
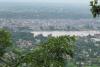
[0,2,92,19]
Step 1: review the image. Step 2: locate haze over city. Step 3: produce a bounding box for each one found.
[0,0,90,4]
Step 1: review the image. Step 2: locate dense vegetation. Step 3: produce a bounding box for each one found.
[0,29,76,67]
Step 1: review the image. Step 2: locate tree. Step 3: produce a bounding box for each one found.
[24,36,76,67]
[90,0,100,17]
[0,29,12,67]
[0,29,12,57]
[0,29,31,67]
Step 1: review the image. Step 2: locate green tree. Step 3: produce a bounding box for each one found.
[90,0,100,17]
[24,36,76,67]
[0,29,12,57]
[0,29,12,66]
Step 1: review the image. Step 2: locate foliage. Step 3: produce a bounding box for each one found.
[90,0,100,18]
[0,29,12,57]
[23,36,76,67]
[0,29,76,67]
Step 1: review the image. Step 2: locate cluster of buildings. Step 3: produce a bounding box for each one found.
[0,18,100,31]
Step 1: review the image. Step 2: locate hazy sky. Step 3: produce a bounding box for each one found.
[0,0,90,4]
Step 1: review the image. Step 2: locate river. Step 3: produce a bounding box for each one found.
[31,30,100,37]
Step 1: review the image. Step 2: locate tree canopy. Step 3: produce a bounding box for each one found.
[23,36,76,67]
[90,0,100,17]
[0,29,12,57]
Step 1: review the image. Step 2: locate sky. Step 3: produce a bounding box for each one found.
[0,0,90,4]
